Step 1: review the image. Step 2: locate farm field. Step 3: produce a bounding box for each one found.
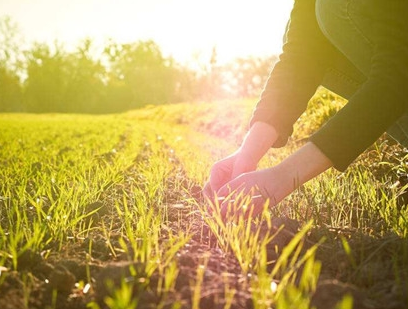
[0,94,408,309]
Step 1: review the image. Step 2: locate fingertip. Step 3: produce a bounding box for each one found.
[202,182,214,198]
[206,202,215,216]
[220,202,227,218]
[217,184,229,198]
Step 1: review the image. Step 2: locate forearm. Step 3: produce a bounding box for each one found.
[250,0,334,148]
[238,121,278,164]
[275,141,332,190]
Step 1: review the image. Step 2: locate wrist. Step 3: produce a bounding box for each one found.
[238,121,278,163]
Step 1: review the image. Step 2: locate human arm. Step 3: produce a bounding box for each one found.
[217,141,332,217]
[203,0,334,199]
[258,2,408,171]
[309,4,408,170]
[250,0,336,148]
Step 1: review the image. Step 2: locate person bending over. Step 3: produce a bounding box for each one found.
[203,0,408,217]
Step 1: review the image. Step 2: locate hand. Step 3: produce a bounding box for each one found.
[202,151,258,202]
[202,121,278,207]
[217,168,283,219]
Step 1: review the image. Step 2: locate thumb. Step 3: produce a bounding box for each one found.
[217,183,231,199]
[202,181,214,200]
[217,179,245,199]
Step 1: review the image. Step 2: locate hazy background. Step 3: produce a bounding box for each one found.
[0,0,292,63]
[0,1,293,113]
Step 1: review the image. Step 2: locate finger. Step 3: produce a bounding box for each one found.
[209,162,233,193]
[219,186,246,218]
[220,201,229,219]
[217,177,246,199]
[219,194,246,219]
[220,192,267,219]
[220,196,235,219]
[211,176,229,194]
[202,181,213,200]
[202,182,219,215]
[243,195,267,218]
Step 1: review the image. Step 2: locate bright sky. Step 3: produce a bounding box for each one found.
[0,0,293,64]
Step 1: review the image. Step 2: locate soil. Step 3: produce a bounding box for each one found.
[1,197,407,309]
[1,142,408,309]
[0,206,302,309]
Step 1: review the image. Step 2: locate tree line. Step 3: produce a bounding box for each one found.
[0,16,278,113]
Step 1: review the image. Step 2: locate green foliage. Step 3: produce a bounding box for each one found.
[1,83,408,308]
[104,40,179,109]
[293,87,346,141]
[0,16,278,113]
[0,16,23,112]
[0,66,22,111]
[104,280,139,309]
[24,42,71,112]
[0,106,326,308]
[223,56,276,98]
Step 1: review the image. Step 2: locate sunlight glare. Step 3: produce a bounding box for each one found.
[0,0,293,64]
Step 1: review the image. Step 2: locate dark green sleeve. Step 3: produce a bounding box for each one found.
[310,14,408,171]
[250,0,335,147]
[252,0,408,172]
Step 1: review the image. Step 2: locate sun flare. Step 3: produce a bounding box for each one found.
[0,0,292,63]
